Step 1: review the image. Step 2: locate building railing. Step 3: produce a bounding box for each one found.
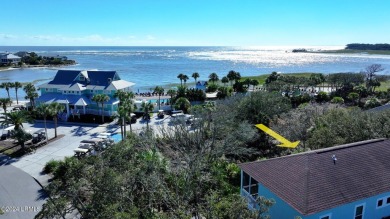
[85,109,114,116]
[241,188,258,210]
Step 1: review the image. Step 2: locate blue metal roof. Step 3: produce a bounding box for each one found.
[87,71,117,87]
[48,70,81,85]
[47,70,118,88]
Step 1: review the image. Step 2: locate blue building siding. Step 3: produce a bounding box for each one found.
[240,170,390,219]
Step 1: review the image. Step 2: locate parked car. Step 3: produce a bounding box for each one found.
[32,129,46,144]
[12,105,26,111]
[1,126,15,140]
[129,113,137,124]
[157,110,164,119]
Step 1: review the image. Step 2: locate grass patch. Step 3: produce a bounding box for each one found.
[377,80,390,91]
[241,72,320,85]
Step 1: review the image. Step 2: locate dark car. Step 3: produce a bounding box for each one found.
[157,110,164,119]
[32,129,46,144]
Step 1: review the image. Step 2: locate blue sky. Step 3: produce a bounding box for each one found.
[1,0,389,46]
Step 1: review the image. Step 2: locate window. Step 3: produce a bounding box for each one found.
[354,204,364,219]
[387,197,390,204]
[319,215,330,219]
[378,199,383,207]
[242,172,250,193]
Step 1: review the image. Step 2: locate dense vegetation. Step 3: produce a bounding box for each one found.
[2,65,387,218]
[37,96,280,218]
[345,43,390,50]
[19,52,75,66]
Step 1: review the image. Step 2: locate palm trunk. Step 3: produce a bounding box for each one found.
[123,117,127,139]
[120,117,124,140]
[6,89,11,106]
[101,103,104,123]
[158,95,161,110]
[15,89,19,104]
[53,117,58,138]
[44,117,48,143]
[128,112,133,133]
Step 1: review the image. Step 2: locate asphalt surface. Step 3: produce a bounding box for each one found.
[0,110,176,219]
[0,162,46,219]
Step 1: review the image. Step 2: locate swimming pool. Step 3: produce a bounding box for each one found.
[111,133,122,143]
[149,99,169,103]
[136,99,169,104]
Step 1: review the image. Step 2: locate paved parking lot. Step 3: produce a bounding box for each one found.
[1,113,174,185]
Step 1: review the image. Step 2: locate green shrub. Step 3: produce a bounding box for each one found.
[43,159,61,174]
[206,83,219,92]
[364,97,381,109]
[316,91,329,103]
[330,96,344,104]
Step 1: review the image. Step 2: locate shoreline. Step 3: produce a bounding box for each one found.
[0,64,77,72]
[305,49,390,55]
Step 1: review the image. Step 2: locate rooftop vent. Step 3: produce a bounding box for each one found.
[108,78,112,83]
[332,155,337,165]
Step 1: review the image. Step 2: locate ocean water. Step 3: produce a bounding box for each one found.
[1,46,390,98]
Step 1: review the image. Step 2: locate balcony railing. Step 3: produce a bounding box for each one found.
[241,188,258,210]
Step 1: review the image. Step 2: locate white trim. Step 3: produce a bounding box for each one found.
[354,203,365,219]
[319,213,331,219]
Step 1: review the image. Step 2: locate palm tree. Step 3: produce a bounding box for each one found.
[0,82,13,105]
[114,90,136,133]
[140,101,154,130]
[227,70,242,85]
[167,89,176,109]
[183,75,189,85]
[174,97,191,113]
[115,105,130,140]
[23,83,38,109]
[0,110,33,131]
[49,102,64,138]
[177,73,185,86]
[113,90,128,106]
[227,70,237,86]
[221,76,229,86]
[154,86,164,110]
[12,129,32,151]
[92,94,110,123]
[13,82,23,105]
[192,72,200,84]
[208,73,219,84]
[35,104,52,142]
[0,98,12,114]
[125,92,136,133]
